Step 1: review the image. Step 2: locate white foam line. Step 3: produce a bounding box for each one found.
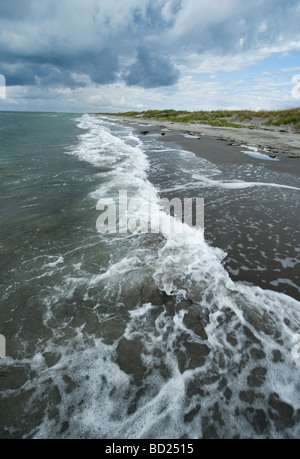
[151,149,177,153]
[212,180,300,191]
[270,278,299,290]
[160,177,300,193]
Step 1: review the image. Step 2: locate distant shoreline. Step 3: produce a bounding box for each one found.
[96,113,300,160]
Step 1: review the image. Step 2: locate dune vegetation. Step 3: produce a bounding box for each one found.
[98,108,300,131]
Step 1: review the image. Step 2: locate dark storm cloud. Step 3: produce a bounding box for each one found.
[124,47,180,88]
[0,0,300,90]
[2,63,83,89]
[0,0,32,19]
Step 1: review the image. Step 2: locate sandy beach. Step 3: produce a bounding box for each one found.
[1,112,300,439]
[96,114,300,301]
[2,0,300,441]
[101,115,300,176]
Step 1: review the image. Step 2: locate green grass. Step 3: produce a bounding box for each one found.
[96,108,300,131]
[264,108,300,127]
[95,108,300,132]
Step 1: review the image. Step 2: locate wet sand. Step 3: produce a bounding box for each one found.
[101,115,300,176]
[97,115,300,301]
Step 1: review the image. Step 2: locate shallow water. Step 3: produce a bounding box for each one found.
[0,113,300,439]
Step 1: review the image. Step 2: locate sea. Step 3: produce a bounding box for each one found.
[0,111,300,439]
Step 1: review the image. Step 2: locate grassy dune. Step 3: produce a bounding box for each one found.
[99,108,300,131]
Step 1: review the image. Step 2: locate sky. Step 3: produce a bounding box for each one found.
[0,0,300,113]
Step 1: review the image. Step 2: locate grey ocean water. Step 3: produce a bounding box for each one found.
[0,112,300,439]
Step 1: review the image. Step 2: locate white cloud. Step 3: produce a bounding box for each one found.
[168,0,240,37]
[1,0,300,110]
[2,64,297,114]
